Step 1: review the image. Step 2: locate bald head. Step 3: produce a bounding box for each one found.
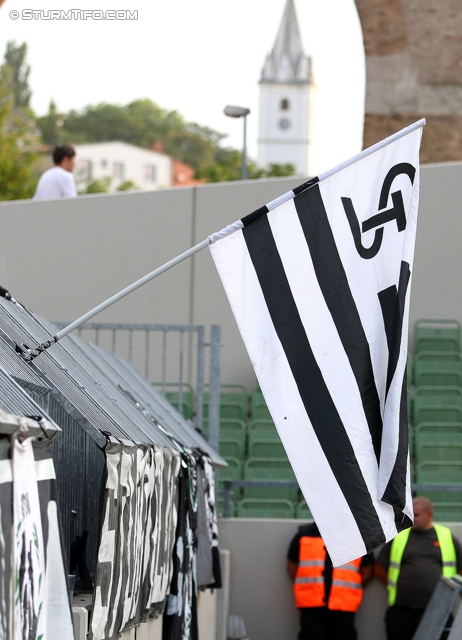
[412,496,434,531]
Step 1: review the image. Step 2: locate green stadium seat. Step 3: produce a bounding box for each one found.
[408,386,414,426]
[220,418,247,440]
[249,419,279,441]
[407,353,414,386]
[296,500,313,519]
[415,386,462,400]
[414,388,462,425]
[421,490,462,506]
[415,351,462,387]
[217,496,236,517]
[248,439,286,458]
[416,370,462,388]
[236,498,295,519]
[415,423,462,445]
[414,404,462,426]
[153,382,195,419]
[416,461,462,484]
[409,424,415,467]
[251,386,272,420]
[415,351,462,366]
[220,438,243,459]
[243,457,298,500]
[203,383,249,421]
[203,418,247,451]
[433,503,462,522]
[415,442,462,464]
[218,457,242,493]
[414,319,461,353]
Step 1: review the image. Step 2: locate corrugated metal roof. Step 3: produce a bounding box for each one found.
[0,363,59,431]
[74,339,223,464]
[0,298,224,463]
[0,328,51,397]
[0,299,172,447]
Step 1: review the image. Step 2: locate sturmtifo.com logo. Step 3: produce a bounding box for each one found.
[9,9,138,20]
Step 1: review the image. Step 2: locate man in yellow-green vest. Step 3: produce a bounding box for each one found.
[375,496,462,640]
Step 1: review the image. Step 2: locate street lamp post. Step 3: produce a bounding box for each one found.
[224,105,251,180]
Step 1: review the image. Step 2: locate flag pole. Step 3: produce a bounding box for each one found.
[18,118,426,362]
[19,238,211,361]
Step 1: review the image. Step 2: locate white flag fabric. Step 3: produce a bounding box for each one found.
[209,121,424,566]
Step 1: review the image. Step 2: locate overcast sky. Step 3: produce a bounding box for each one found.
[0,0,365,175]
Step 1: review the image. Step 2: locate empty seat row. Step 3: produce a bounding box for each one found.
[414,319,461,354]
[154,382,275,423]
[218,456,297,497]
[202,418,284,460]
[217,498,312,519]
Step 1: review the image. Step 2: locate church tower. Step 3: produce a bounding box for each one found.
[257,0,314,175]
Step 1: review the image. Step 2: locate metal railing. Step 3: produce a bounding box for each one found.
[54,322,222,438]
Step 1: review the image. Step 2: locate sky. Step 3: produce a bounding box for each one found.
[0,0,365,176]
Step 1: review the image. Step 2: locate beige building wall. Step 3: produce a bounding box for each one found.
[0,163,461,388]
[355,0,462,163]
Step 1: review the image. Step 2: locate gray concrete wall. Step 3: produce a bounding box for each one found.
[0,176,302,388]
[0,163,461,388]
[411,162,462,332]
[218,518,462,640]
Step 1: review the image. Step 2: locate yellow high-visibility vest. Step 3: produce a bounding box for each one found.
[387,524,457,606]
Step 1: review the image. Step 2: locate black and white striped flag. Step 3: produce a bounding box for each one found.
[209,120,424,565]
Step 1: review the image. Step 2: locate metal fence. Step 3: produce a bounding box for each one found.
[55,322,222,444]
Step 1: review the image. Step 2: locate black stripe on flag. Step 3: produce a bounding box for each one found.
[293,176,319,196]
[242,214,386,551]
[240,177,320,227]
[241,205,269,227]
[382,368,411,529]
[294,184,384,463]
[381,261,411,512]
[384,262,411,396]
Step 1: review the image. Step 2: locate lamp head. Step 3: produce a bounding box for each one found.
[224,105,251,118]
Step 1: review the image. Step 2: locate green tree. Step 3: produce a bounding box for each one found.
[2,41,31,108]
[266,163,296,177]
[80,176,111,194]
[0,67,38,200]
[36,99,64,146]
[52,99,223,171]
[117,180,139,191]
[35,97,296,183]
[195,147,295,183]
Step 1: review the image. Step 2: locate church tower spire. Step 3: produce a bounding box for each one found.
[261,0,311,84]
[257,0,315,175]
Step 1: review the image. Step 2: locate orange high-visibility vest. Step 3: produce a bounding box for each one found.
[294,537,363,612]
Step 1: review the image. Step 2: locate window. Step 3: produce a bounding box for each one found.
[101,159,107,169]
[113,162,125,181]
[145,165,157,182]
[280,98,290,111]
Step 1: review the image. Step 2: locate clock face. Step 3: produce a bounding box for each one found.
[278,117,291,130]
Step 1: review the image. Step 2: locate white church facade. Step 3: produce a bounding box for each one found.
[257,0,315,176]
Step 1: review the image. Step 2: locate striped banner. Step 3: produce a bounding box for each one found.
[210,121,423,565]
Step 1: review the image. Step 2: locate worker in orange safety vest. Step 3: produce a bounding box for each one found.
[287,522,374,640]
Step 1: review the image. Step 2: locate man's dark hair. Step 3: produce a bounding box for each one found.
[53,144,75,165]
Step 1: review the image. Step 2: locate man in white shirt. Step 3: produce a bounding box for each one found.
[33,144,77,200]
